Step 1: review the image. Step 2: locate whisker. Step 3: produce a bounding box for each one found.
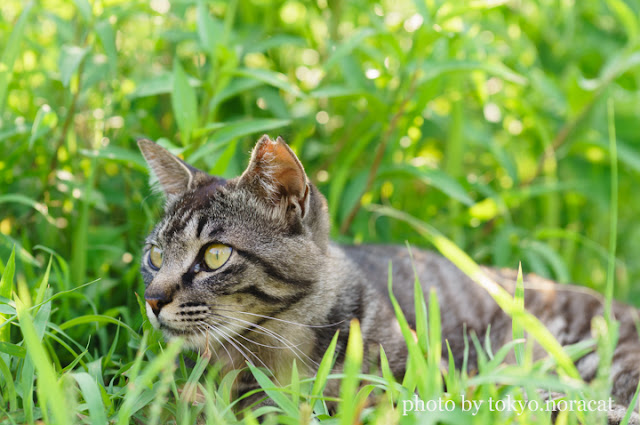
[197,321,235,369]
[203,321,256,370]
[195,324,220,363]
[208,320,278,383]
[214,320,293,350]
[211,312,319,369]
[211,305,345,329]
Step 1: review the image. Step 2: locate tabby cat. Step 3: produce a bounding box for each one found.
[138,136,640,423]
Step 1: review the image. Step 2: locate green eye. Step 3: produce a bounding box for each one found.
[149,245,163,269]
[203,244,232,270]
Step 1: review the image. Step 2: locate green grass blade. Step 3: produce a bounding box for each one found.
[172,58,199,145]
[427,288,442,394]
[387,261,428,396]
[621,380,640,425]
[35,255,52,306]
[605,97,618,318]
[72,372,108,425]
[0,247,15,342]
[290,359,300,407]
[21,357,35,425]
[370,204,580,379]
[513,263,525,366]
[0,354,17,411]
[310,330,339,410]
[116,338,183,425]
[59,314,138,335]
[70,157,96,287]
[16,285,72,425]
[379,345,398,402]
[408,244,428,355]
[234,68,303,98]
[0,341,25,358]
[248,363,297,417]
[338,319,363,425]
[189,118,291,163]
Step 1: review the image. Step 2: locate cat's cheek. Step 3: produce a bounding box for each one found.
[146,303,160,329]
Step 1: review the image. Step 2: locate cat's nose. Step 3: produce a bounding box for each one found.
[145,293,172,317]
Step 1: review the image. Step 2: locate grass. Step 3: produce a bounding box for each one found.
[1,0,640,423]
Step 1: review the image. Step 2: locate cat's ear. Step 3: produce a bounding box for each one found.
[240,135,310,217]
[137,139,206,198]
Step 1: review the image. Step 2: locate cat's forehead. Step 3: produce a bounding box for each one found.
[153,179,231,241]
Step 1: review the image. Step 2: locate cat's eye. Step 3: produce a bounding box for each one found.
[148,245,163,270]
[203,244,232,270]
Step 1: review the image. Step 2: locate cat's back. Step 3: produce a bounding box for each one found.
[336,243,500,330]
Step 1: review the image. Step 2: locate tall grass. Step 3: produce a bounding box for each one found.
[1,0,639,423]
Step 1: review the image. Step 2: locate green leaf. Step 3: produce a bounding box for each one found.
[60,314,138,336]
[0,304,15,314]
[309,85,367,99]
[584,138,640,174]
[234,68,304,98]
[0,2,33,113]
[35,255,52,306]
[338,319,363,425]
[172,58,199,145]
[209,139,237,176]
[72,0,92,21]
[325,28,377,68]
[0,341,25,358]
[80,146,148,171]
[17,292,73,425]
[369,204,581,380]
[28,104,56,149]
[95,19,118,74]
[248,364,298,417]
[0,354,16,410]
[525,240,570,283]
[59,45,89,87]
[21,356,35,424]
[189,118,291,163]
[117,339,183,425]
[208,77,264,111]
[422,60,527,85]
[72,372,108,425]
[197,0,223,57]
[378,346,398,401]
[0,247,15,342]
[427,288,442,393]
[378,164,474,206]
[0,194,56,225]
[621,380,640,425]
[512,263,525,366]
[130,73,173,98]
[605,0,638,45]
[244,35,306,54]
[310,330,339,408]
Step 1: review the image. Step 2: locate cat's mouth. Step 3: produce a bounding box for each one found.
[159,323,196,336]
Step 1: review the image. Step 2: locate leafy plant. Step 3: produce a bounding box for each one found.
[1,0,639,423]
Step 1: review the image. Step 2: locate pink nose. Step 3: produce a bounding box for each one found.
[145,293,171,317]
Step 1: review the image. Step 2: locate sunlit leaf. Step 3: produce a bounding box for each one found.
[172,58,199,145]
[0,2,33,112]
[59,45,89,87]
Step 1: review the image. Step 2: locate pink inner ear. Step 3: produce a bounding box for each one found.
[255,140,306,198]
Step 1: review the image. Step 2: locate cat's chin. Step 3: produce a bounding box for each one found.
[161,326,208,350]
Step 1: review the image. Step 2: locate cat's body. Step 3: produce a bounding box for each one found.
[138,136,640,423]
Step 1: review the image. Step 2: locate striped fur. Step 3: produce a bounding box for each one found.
[138,136,640,423]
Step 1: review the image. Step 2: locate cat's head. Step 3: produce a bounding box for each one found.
[138,135,329,352]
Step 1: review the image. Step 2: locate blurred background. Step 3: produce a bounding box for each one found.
[1,0,640,353]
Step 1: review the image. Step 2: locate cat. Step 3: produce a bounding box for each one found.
[138,135,640,423]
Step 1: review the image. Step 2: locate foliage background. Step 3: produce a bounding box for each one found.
[0,0,639,423]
